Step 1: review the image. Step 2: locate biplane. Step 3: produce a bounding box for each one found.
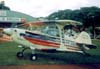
[3,20,96,60]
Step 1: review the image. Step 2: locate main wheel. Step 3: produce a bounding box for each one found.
[30,54,37,61]
[16,52,24,58]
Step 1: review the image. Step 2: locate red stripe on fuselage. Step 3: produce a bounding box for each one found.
[24,36,60,48]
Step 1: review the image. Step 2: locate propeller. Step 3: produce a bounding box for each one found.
[0,28,12,42]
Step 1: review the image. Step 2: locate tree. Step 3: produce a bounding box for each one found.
[47,9,72,20]
[48,6,100,27]
[0,1,10,10]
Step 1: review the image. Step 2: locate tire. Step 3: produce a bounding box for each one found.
[16,52,24,58]
[30,54,37,61]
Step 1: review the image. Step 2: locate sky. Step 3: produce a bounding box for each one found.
[2,0,100,17]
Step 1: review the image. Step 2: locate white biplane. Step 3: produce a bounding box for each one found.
[3,20,96,60]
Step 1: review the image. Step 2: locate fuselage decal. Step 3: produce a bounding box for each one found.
[20,31,60,48]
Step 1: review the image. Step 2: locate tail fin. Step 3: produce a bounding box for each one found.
[75,31,92,45]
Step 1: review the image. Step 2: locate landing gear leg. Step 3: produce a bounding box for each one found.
[16,48,28,58]
[30,50,37,61]
[80,44,91,56]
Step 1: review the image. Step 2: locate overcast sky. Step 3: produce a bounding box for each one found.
[3,0,100,17]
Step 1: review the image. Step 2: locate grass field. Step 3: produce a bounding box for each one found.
[0,40,100,65]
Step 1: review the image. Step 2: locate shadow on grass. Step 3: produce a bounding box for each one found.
[33,51,100,64]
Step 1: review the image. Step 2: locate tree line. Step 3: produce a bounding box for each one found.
[47,6,100,28]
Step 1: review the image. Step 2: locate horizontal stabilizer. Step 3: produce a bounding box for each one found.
[86,44,97,49]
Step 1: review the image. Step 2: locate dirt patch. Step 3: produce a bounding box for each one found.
[0,64,98,69]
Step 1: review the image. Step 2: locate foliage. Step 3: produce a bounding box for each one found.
[0,1,10,10]
[47,6,100,28]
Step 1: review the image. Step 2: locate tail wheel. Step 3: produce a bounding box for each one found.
[30,54,37,61]
[16,52,24,58]
[80,44,91,56]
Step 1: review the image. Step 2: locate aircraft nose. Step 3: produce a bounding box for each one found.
[3,28,12,35]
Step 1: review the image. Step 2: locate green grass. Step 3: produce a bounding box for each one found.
[0,41,67,65]
[0,40,100,65]
[87,39,100,55]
